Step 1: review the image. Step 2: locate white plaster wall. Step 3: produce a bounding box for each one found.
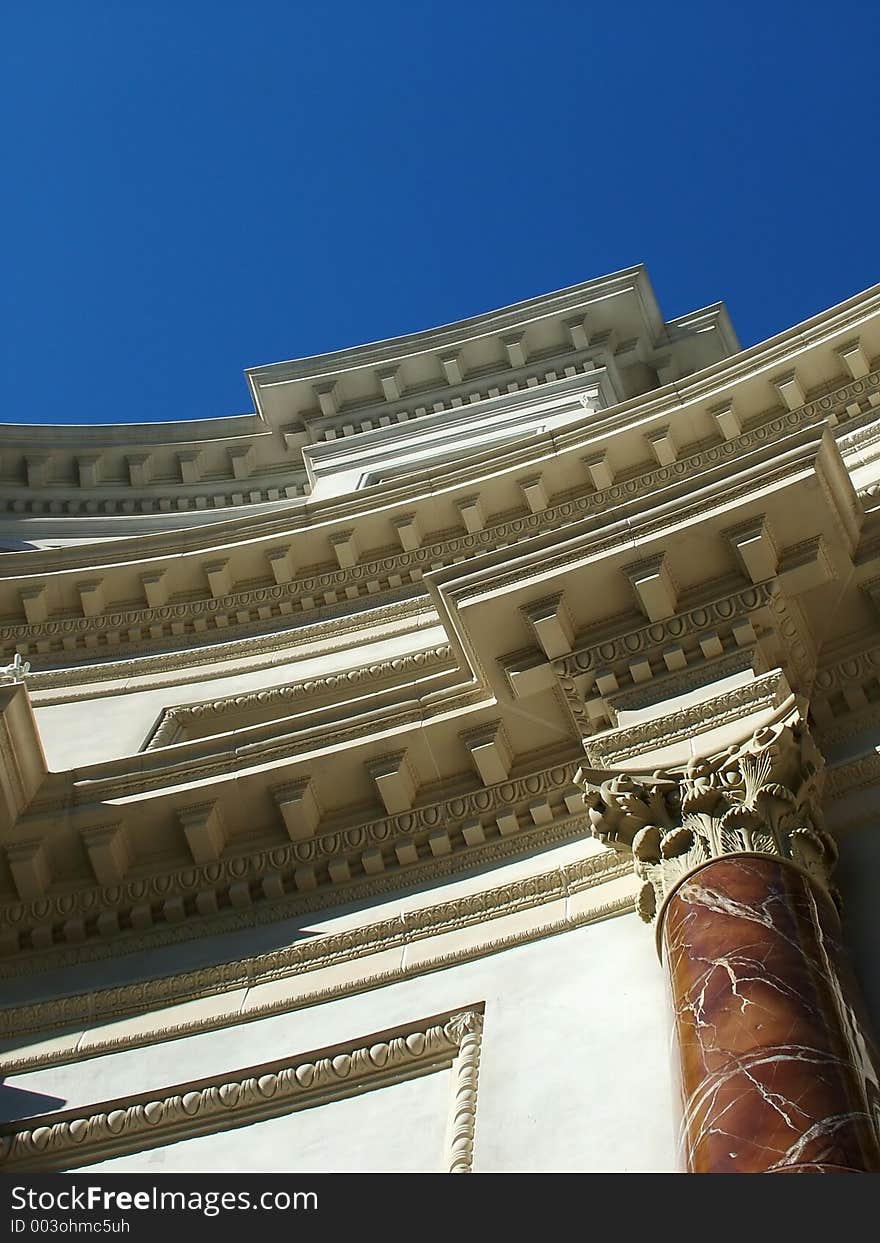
[82,1072,451,1174]
[2,911,677,1174]
[33,626,446,769]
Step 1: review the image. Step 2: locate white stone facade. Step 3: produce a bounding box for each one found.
[1,264,879,1172]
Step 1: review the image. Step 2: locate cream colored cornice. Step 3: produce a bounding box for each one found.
[583,669,789,767]
[430,425,854,610]
[4,297,876,592]
[4,381,871,668]
[27,680,488,809]
[26,599,438,703]
[664,282,880,407]
[0,756,593,966]
[0,413,266,448]
[245,265,659,386]
[142,642,455,748]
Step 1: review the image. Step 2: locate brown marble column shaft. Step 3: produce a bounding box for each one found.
[660,853,880,1173]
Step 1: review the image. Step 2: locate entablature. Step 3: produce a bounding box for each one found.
[3,345,879,669]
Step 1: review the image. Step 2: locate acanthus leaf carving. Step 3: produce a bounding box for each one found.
[580,717,837,925]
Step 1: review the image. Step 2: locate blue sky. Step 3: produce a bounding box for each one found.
[2,1,878,426]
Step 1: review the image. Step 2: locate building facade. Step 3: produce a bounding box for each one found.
[0,265,879,1173]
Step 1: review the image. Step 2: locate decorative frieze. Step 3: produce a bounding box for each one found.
[2,346,878,544]
[557,581,772,688]
[0,1008,484,1174]
[582,666,785,767]
[825,748,880,798]
[810,641,880,743]
[144,643,453,749]
[0,757,591,966]
[29,597,433,704]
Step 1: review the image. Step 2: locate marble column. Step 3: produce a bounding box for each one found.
[662,853,880,1173]
[584,717,880,1174]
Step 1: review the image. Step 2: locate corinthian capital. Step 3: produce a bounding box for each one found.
[579,717,837,923]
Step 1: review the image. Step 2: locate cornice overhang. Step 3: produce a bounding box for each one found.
[0,748,600,970]
[2,367,874,679]
[0,412,265,449]
[0,279,879,983]
[1,281,874,588]
[245,265,662,389]
[426,424,859,614]
[300,368,613,496]
[665,301,739,354]
[7,423,850,811]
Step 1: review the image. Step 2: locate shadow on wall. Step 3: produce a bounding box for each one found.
[0,1080,66,1125]
[834,829,880,1040]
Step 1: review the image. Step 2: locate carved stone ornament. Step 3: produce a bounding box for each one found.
[0,653,30,684]
[580,718,838,924]
[0,1007,485,1174]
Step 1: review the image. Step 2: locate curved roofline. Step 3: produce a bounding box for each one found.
[245,263,663,385]
[0,411,264,442]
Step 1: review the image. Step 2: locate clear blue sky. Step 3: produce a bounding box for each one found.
[3,2,878,426]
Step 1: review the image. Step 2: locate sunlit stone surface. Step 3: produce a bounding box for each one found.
[663,855,880,1173]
